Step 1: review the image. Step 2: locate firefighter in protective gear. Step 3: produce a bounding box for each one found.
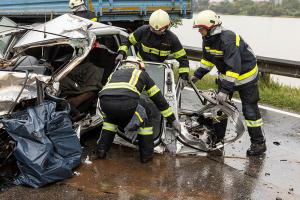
[69,0,97,22]
[97,56,181,163]
[116,9,190,86]
[69,0,84,9]
[191,10,266,156]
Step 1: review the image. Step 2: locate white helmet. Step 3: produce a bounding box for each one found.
[193,10,222,30]
[120,56,145,70]
[69,0,85,9]
[149,9,170,31]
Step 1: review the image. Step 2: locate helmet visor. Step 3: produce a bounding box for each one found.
[120,61,144,70]
[150,25,168,35]
[193,24,205,29]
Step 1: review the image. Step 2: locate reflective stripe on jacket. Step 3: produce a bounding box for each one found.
[99,67,175,122]
[194,26,258,92]
[118,25,189,75]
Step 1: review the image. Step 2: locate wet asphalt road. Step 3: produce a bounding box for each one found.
[0,88,300,200]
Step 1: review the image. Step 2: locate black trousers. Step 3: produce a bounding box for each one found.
[215,83,264,144]
[98,96,154,159]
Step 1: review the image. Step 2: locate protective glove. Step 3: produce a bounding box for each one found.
[179,73,189,81]
[172,120,181,133]
[215,91,229,104]
[190,76,199,83]
[180,79,189,89]
[115,53,124,65]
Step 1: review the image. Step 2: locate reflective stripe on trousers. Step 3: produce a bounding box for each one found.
[102,122,118,132]
[138,127,153,135]
[245,118,263,127]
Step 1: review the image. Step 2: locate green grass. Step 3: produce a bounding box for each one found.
[259,79,300,113]
[174,70,300,113]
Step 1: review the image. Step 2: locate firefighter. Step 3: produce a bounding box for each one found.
[96,56,181,163]
[191,10,266,156]
[69,0,97,22]
[115,9,190,86]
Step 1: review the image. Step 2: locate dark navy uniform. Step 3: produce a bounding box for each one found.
[194,27,264,145]
[98,67,175,162]
[118,25,190,80]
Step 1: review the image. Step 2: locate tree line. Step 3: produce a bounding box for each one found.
[193,0,300,17]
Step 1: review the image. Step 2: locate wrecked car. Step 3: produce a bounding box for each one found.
[0,13,133,126]
[0,13,132,163]
[0,14,246,167]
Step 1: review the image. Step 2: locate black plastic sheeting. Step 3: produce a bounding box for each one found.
[1,101,82,188]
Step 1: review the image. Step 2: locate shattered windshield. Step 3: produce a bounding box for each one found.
[0,17,17,58]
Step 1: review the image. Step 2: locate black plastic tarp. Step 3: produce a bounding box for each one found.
[1,101,82,188]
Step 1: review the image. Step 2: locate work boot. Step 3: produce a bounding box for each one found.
[246,142,266,156]
[207,147,224,157]
[96,130,116,159]
[140,155,153,163]
[137,133,154,164]
[96,148,107,159]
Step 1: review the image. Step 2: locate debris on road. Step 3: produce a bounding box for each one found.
[84,156,92,165]
[73,171,81,176]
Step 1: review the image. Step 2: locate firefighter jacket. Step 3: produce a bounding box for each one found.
[194,26,259,93]
[118,25,190,79]
[99,67,176,122]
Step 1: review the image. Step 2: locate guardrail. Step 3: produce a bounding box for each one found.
[184,45,300,79]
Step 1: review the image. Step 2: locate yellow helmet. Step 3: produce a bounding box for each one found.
[149,9,170,31]
[120,56,145,70]
[193,10,222,30]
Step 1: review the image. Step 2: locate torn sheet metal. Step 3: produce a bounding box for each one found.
[13,14,92,49]
[110,62,246,155]
[0,71,51,115]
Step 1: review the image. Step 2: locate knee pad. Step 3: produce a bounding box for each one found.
[242,103,261,120]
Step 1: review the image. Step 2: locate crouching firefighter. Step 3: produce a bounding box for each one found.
[191,10,266,156]
[96,56,181,163]
[115,9,190,87]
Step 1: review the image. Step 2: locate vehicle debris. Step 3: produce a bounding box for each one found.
[0,13,248,189]
[84,156,92,165]
[273,141,281,146]
[73,171,81,176]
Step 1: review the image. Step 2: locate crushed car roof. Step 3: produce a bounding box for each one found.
[13,13,124,49]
